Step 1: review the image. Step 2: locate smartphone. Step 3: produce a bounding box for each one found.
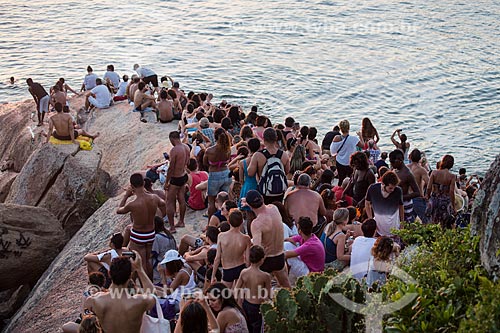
[293,122,300,130]
[122,251,136,260]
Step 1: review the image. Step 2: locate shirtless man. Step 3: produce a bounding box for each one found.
[51,85,67,109]
[26,78,50,126]
[211,209,252,288]
[84,254,156,333]
[127,75,140,103]
[247,128,290,204]
[46,102,99,143]
[133,82,157,120]
[117,173,166,278]
[245,190,291,288]
[285,173,326,227]
[407,149,430,224]
[157,89,174,123]
[164,131,190,233]
[389,149,421,223]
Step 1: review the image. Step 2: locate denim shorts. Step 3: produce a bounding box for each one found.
[208,169,232,196]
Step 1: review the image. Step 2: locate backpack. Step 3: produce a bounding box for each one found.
[258,149,288,197]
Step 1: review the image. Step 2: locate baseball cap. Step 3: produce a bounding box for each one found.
[245,190,263,208]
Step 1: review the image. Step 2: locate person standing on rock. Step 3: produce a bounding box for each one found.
[26,78,50,126]
[84,254,156,333]
[164,130,190,234]
[117,173,166,278]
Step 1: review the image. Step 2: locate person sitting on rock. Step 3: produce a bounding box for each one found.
[84,253,156,333]
[180,226,220,273]
[46,102,100,143]
[84,233,128,288]
[151,216,177,285]
[61,272,107,333]
[84,78,111,113]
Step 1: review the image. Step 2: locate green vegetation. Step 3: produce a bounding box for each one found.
[262,225,500,332]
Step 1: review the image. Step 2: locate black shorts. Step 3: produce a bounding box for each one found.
[143,75,159,88]
[222,263,246,283]
[159,118,173,123]
[260,253,285,273]
[170,174,188,186]
[52,130,78,141]
[263,194,284,205]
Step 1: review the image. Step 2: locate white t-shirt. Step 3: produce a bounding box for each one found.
[83,73,98,90]
[283,223,298,239]
[330,135,360,165]
[350,236,377,281]
[103,71,120,88]
[136,66,156,78]
[91,85,111,107]
[116,81,128,96]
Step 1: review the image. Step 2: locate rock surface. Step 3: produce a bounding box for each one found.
[0,172,17,203]
[2,97,208,332]
[0,204,67,291]
[471,154,500,279]
[0,101,43,174]
[5,144,79,206]
[0,285,30,325]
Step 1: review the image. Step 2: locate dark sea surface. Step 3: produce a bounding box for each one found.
[0,0,498,172]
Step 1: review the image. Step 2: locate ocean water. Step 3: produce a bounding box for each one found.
[0,0,498,173]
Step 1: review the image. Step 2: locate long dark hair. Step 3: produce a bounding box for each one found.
[206,283,246,317]
[180,302,209,333]
[214,128,230,154]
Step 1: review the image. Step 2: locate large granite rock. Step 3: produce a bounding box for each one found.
[0,101,44,173]
[4,197,131,333]
[0,204,66,291]
[0,172,17,203]
[0,285,30,326]
[471,154,500,279]
[5,143,79,206]
[5,144,110,238]
[37,148,106,238]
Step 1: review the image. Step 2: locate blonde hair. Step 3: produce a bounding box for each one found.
[325,208,349,237]
[339,120,350,134]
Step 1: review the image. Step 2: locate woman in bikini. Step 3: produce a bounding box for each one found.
[204,128,233,217]
[426,154,457,228]
[360,117,380,148]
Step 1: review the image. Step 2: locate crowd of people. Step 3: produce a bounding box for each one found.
[31,65,483,333]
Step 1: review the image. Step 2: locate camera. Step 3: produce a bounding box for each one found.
[122,251,136,260]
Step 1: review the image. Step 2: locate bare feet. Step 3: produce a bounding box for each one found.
[174,222,185,228]
[169,227,177,234]
[94,132,100,139]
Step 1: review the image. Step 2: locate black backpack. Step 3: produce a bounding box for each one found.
[258,149,288,197]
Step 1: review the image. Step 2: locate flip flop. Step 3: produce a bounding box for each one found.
[140,118,147,123]
[174,223,185,228]
[169,228,177,234]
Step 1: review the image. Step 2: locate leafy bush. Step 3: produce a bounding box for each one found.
[385,226,499,332]
[262,225,500,332]
[261,270,365,332]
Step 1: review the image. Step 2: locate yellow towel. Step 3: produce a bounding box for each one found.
[49,136,93,150]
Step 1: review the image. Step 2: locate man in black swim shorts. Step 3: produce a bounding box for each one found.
[164,131,190,233]
[245,190,291,288]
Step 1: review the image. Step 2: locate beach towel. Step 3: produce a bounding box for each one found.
[49,135,93,150]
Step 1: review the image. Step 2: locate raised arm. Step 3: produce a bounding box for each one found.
[116,188,133,214]
[391,130,400,147]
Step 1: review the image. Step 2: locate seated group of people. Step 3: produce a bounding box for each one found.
[60,90,476,332]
